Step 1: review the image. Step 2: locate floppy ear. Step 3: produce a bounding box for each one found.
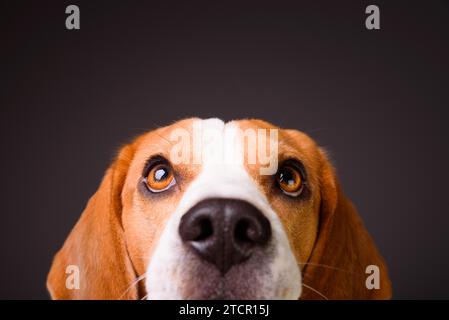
[301,150,392,299]
[47,142,140,299]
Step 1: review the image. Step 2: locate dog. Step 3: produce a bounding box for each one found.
[47,118,392,299]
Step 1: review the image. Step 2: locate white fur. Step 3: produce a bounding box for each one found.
[145,119,301,299]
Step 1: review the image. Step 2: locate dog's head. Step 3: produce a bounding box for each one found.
[47,118,392,299]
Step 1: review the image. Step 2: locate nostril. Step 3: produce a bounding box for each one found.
[234,219,252,244]
[179,212,215,243]
[194,218,213,241]
[246,223,260,243]
[234,217,271,246]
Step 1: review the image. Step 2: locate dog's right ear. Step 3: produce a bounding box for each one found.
[301,149,392,299]
[47,140,141,299]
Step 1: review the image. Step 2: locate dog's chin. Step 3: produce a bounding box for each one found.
[145,249,302,300]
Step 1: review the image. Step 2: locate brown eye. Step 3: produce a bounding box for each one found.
[276,165,303,196]
[145,163,176,192]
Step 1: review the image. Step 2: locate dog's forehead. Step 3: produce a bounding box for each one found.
[132,118,320,177]
[139,117,316,150]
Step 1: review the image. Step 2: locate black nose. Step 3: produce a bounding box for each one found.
[179,198,272,274]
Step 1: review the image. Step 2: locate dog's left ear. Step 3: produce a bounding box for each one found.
[301,149,392,299]
[47,141,140,299]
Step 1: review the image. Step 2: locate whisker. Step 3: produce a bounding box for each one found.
[302,283,328,300]
[141,293,149,300]
[299,262,355,275]
[119,274,147,300]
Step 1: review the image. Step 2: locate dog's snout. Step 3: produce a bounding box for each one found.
[179,198,272,274]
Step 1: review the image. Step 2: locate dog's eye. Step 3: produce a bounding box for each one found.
[145,163,176,192]
[276,164,303,197]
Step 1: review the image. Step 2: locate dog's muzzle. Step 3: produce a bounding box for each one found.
[179,198,272,274]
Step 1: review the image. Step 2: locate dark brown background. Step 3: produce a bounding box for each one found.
[1,0,449,299]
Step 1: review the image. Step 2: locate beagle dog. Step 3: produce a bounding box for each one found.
[47,118,392,300]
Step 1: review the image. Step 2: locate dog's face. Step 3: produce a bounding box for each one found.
[122,118,320,299]
[47,118,392,300]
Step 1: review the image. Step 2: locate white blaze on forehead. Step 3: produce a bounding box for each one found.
[193,118,244,166]
[145,118,301,300]
[177,118,262,210]
[170,118,278,174]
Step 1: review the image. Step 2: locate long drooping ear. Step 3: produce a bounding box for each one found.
[301,150,392,299]
[47,142,140,299]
